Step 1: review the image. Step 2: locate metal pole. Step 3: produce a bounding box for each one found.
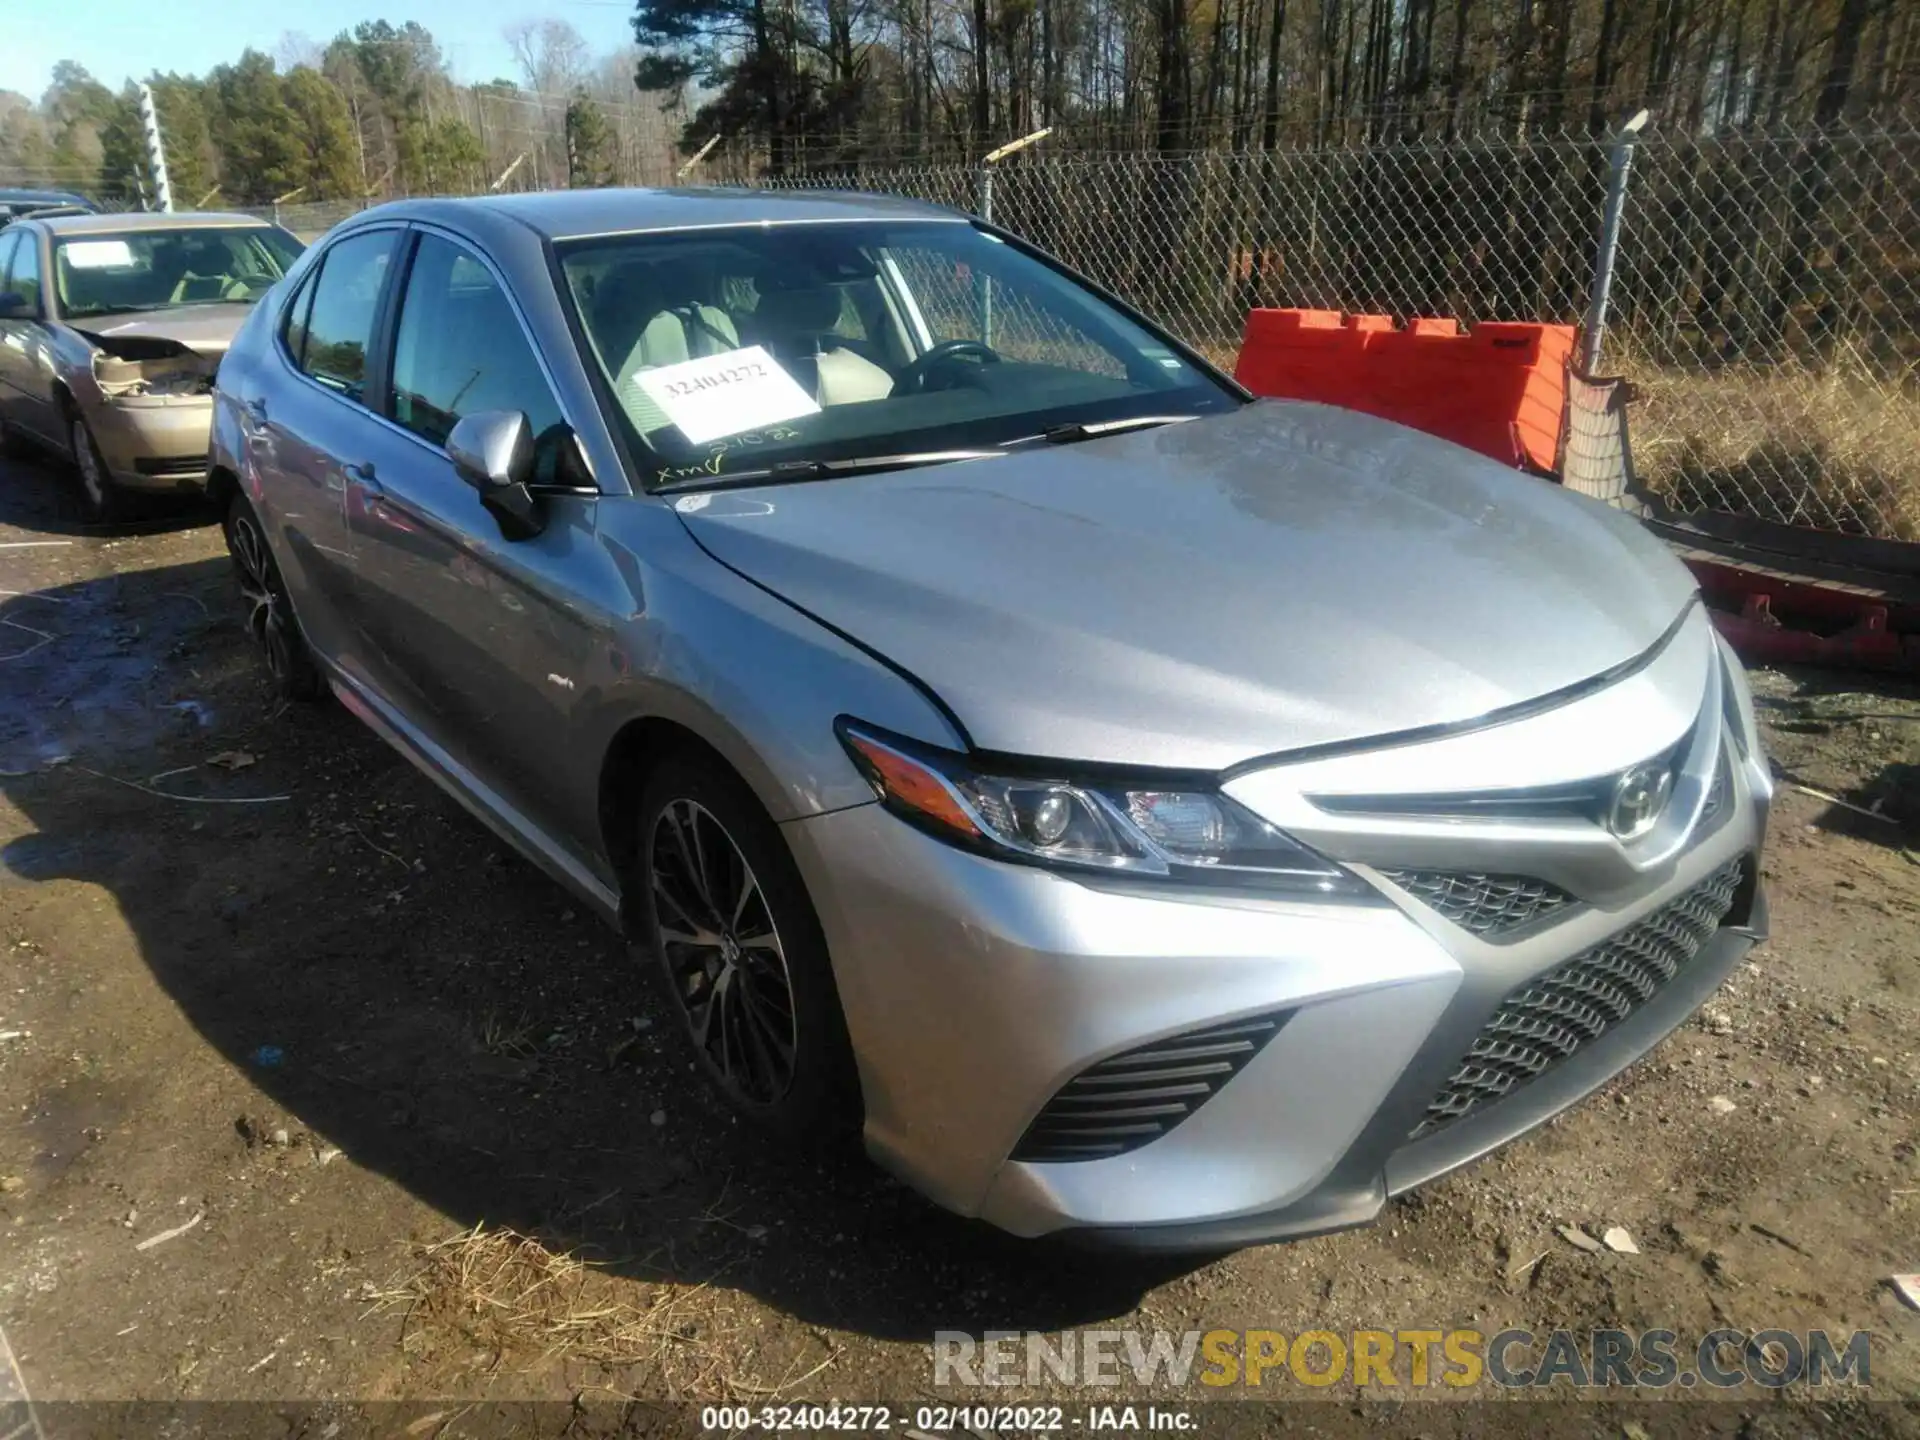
[677,133,722,182]
[137,83,173,213]
[1579,109,1650,374]
[978,165,994,344]
[972,127,1048,348]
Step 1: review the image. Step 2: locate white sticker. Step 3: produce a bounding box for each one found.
[62,240,136,270]
[632,345,820,445]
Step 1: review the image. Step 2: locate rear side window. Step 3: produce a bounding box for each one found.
[0,233,18,295]
[296,230,396,401]
[7,232,41,313]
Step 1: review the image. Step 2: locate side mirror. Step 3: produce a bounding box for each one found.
[446,410,543,537]
[0,291,35,320]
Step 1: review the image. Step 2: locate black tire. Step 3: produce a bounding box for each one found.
[222,491,325,702]
[636,753,860,1143]
[68,413,124,523]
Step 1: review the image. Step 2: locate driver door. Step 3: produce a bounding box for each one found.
[341,226,603,855]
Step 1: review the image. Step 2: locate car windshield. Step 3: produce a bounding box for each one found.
[557,220,1240,487]
[54,226,305,318]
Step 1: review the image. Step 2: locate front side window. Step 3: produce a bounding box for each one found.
[558,220,1236,486]
[53,226,304,319]
[0,233,19,299]
[387,234,570,474]
[295,230,397,401]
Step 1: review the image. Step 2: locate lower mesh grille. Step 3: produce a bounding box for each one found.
[1012,1012,1291,1163]
[1411,859,1745,1140]
[1379,870,1574,937]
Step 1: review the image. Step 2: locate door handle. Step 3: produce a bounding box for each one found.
[342,461,385,498]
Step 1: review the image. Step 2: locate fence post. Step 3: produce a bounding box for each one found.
[976,128,1050,347]
[977,164,994,342]
[1579,109,1650,374]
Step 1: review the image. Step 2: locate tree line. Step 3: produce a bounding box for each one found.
[644,0,1916,171]
[0,0,1911,207]
[0,20,681,207]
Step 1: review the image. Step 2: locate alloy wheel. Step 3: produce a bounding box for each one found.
[228,509,296,686]
[648,798,798,1105]
[71,419,108,514]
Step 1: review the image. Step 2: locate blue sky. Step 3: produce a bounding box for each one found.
[1,0,639,99]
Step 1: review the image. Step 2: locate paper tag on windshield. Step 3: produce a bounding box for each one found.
[63,240,135,269]
[632,345,820,445]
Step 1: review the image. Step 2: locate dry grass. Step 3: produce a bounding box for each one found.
[366,1224,735,1389]
[1622,348,1920,540]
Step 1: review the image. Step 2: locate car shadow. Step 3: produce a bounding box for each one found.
[0,451,215,538]
[0,556,1196,1344]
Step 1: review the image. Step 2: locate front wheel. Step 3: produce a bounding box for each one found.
[223,492,325,701]
[69,414,123,523]
[636,754,859,1142]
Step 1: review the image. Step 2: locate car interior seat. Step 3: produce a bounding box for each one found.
[598,259,744,437]
[168,239,246,304]
[745,270,894,406]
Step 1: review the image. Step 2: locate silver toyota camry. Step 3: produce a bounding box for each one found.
[208,188,1771,1249]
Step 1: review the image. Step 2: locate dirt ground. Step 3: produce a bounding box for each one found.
[1,449,1917,1433]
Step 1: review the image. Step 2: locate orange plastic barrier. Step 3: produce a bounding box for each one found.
[1232,309,1575,472]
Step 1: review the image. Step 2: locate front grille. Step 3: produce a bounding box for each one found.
[1011,1012,1291,1163]
[1379,870,1574,938]
[133,454,208,478]
[1411,859,1746,1140]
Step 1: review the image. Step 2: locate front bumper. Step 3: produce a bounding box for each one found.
[82,393,212,491]
[780,618,1771,1248]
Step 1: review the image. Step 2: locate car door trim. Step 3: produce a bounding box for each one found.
[324,657,624,926]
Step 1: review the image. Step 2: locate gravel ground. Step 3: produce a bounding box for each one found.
[0,450,1916,1434]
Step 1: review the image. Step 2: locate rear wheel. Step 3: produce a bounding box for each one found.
[223,491,324,701]
[636,754,858,1141]
[69,414,123,523]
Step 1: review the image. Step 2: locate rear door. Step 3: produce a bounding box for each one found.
[0,232,23,434]
[247,225,402,669]
[341,225,605,854]
[0,229,61,446]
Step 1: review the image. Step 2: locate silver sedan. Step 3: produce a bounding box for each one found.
[207,188,1771,1249]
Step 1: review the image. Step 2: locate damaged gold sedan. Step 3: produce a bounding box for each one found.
[0,211,303,520]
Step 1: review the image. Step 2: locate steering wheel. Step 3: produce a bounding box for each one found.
[895,338,1002,394]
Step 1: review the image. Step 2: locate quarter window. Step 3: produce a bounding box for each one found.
[281,266,319,364]
[296,230,396,401]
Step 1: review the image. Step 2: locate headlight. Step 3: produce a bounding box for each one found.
[837,720,1365,895]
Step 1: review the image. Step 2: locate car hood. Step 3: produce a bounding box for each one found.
[672,401,1701,770]
[70,303,253,357]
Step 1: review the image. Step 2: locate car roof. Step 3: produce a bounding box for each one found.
[0,187,94,206]
[33,210,279,235]
[367,186,965,242]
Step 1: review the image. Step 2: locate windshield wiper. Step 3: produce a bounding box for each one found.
[1004,414,1204,449]
[653,448,1002,494]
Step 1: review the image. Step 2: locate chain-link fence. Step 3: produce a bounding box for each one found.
[749,127,1920,541]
